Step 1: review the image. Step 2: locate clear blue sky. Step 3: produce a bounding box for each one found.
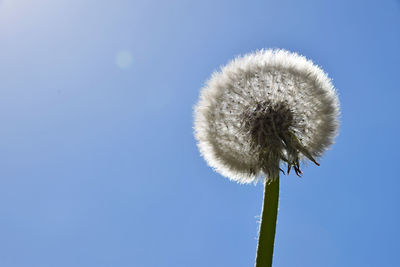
[0,1,399,266]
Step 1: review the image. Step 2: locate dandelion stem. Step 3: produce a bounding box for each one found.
[255,176,280,267]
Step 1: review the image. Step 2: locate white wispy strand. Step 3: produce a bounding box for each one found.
[194,49,340,183]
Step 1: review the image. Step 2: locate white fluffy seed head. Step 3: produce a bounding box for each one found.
[194,49,340,184]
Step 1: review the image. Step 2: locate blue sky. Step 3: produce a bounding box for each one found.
[0,0,399,266]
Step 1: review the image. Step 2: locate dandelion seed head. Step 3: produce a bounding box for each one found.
[194,49,340,183]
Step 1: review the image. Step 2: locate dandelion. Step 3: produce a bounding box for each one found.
[193,49,340,267]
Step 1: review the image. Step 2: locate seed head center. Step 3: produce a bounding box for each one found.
[242,101,319,178]
[245,101,293,149]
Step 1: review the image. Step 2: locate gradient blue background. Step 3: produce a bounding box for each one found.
[0,1,399,266]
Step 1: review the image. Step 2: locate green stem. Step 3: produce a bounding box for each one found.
[255,176,280,267]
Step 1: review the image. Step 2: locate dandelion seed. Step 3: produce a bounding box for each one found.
[194,49,339,183]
